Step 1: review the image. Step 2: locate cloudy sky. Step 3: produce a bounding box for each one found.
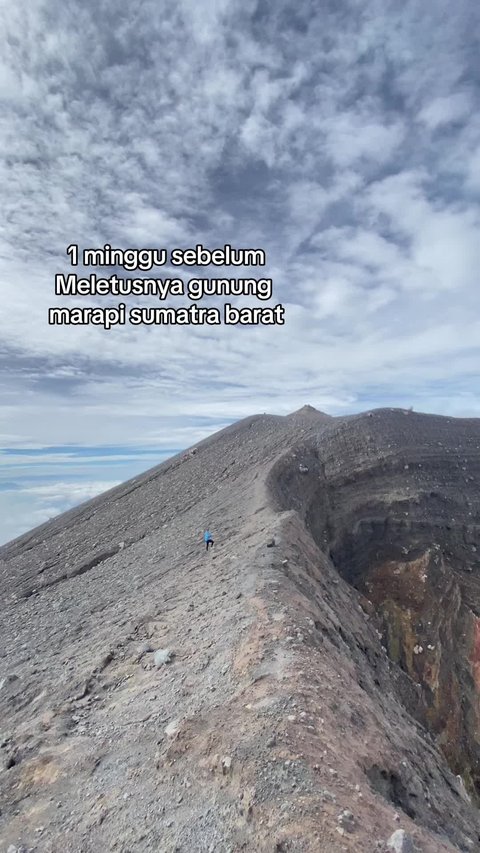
[1,0,479,544]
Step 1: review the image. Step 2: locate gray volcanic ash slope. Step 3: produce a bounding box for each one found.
[1,406,480,853]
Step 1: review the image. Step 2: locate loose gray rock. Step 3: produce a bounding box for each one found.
[337,809,355,832]
[164,719,180,737]
[320,789,336,802]
[154,648,174,666]
[387,829,415,853]
[222,755,232,774]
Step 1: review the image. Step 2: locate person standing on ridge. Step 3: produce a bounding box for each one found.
[204,529,214,551]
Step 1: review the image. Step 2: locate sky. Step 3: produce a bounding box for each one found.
[1,0,480,545]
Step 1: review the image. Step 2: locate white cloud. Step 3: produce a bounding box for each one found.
[323,113,405,168]
[240,112,277,167]
[466,145,480,192]
[18,481,121,502]
[0,480,121,545]
[363,172,480,295]
[326,228,405,271]
[419,92,473,130]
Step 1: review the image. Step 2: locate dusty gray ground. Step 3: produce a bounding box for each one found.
[1,406,480,852]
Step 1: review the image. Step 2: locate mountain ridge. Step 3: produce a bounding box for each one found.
[1,406,480,852]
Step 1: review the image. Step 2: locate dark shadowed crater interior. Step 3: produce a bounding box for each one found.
[271,409,480,800]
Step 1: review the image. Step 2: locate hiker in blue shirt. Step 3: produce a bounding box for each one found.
[204,529,214,551]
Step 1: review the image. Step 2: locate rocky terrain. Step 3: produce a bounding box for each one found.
[1,405,480,852]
